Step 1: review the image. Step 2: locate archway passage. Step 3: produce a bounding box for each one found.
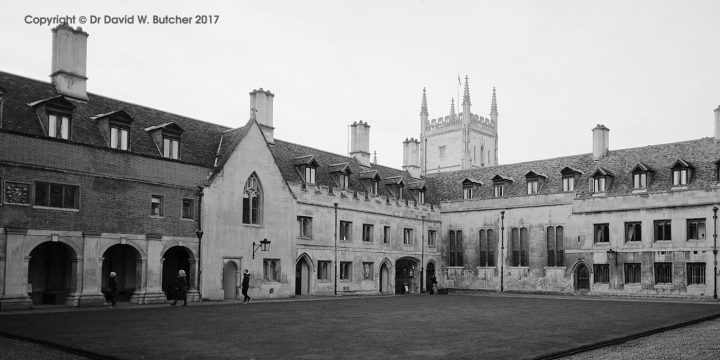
[295,258,310,295]
[425,262,436,293]
[575,264,590,291]
[102,244,140,302]
[28,242,76,305]
[395,258,419,294]
[163,246,191,300]
[379,263,389,294]
[223,261,238,300]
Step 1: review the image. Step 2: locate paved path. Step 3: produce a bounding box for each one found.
[0,336,89,360]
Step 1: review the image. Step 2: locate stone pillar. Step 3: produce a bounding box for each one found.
[77,235,104,307]
[186,258,200,302]
[141,239,166,304]
[64,257,84,306]
[0,230,32,311]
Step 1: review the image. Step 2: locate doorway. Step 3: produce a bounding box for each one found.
[28,242,76,305]
[575,264,590,291]
[295,257,311,295]
[101,244,140,302]
[223,261,238,300]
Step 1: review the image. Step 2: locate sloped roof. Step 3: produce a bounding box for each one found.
[0,71,229,166]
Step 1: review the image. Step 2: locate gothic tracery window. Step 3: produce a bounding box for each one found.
[243,173,263,225]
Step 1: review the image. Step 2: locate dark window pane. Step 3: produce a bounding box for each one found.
[49,184,63,207]
[35,183,48,206]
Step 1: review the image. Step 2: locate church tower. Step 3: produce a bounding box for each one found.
[419,76,498,175]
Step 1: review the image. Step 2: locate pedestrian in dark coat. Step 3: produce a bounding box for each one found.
[108,272,118,308]
[171,270,188,306]
[430,275,438,295]
[241,269,251,303]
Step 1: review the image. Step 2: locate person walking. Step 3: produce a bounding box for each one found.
[108,272,118,308]
[171,269,188,306]
[430,275,438,295]
[241,269,251,304]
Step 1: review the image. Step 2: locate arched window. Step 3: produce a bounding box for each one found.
[448,230,463,267]
[242,173,262,225]
[546,226,564,267]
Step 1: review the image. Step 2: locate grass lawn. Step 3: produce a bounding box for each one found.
[0,294,719,359]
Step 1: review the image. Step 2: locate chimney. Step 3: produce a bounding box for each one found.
[403,138,421,178]
[592,124,610,160]
[50,24,89,100]
[249,88,275,144]
[350,121,371,167]
[714,105,720,141]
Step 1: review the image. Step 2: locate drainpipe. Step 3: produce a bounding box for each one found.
[421,215,425,293]
[500,210,505,292]
[334,202,338,296]
[713,206,718,300]
[196,185,204,301]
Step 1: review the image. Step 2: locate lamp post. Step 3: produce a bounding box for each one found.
[713,206,718,300]
[500,210,505,292]
[252,238,271,259]
[421,215,425,293]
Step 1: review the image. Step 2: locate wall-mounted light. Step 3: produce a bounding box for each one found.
[252,238,271,259]
[606,248,618,266]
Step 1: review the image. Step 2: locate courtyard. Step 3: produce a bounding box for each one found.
[0,294,719,359]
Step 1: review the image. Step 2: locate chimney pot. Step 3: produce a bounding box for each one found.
[714,105,720,141]
[50,24,89,100]
[592,124,610,160]
[249,88,274,144]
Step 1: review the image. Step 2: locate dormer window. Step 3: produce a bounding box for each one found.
[111,126,129,150]
[29,96,76,141]
[358,170,381,196]
[560,166,583,192]
[491,175,513,198]
[589,167,613,193]
[145,122,184,160]
[163,137,180,159]
[92,110,134,151]
[461,177,482,200]
[384,176,405,200]
[525,171,547,195]
[293,155,319,186]
[329,163,352,190]
[671,159,692,186]
[630,163,653,190]
[48,113,70,140]
[304,166,316,184]
[339,173,349,189]
[418,191,425,204]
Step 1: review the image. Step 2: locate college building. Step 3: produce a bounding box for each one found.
[1,25,718,311]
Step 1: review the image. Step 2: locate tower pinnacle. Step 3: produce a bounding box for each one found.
[490,86,498,117]
[461,75,471,106]
[450,98,456,116]
[420,87,428,116]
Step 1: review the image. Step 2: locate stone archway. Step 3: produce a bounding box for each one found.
[162,246,193,300]
[379,261,391,294]
[425,261,436,293]
[575,263,591,291]
[101,244,141,302]
[395,257,420,294]
[222,261,238,300]
[28,241,77,305]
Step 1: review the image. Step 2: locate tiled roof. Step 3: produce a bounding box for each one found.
[0,71,229,167]
[212,122,254,172]
[426,138,720,203]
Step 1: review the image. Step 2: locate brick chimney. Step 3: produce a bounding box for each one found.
[714,105,720,142]
[403,138,421,178]
[350,121,370,167]
[51,24,89,100]
[592,124,610,161]
[249,88,274,144]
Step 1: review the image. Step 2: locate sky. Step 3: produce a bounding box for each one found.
[2,0,720,169]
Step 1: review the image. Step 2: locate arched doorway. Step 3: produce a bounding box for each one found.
[222,261,238,300]
[395,257,419,294]
[295,256,311,295]
[28,242,76,305]
[379,262,389,293]
[162,246,191,300]
[425,262,436,293]
[101,244,140,302]
[575,263,590,291]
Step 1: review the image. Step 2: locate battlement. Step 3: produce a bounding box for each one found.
[425,112,496,133]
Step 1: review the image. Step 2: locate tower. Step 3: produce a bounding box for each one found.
[419,76,499,175]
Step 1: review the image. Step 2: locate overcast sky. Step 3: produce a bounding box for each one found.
[2,1,720,169]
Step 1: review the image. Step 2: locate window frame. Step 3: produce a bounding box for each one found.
[687,262,706,285]
[448,230,464,266]
[403,228,413,246]
[317,261,331,281]
[594,264,610,283]
[593,223,610,243]
[562,176,575,192]
[632,172,648,189]
[527,179,539,195]
[478,229,496,267]
[383,226,390,244]
[427,229,436,247]
[110,124,130,151]
[339,261,352,281]
[340,220,352,241]
[47,112,71,140]
[686,218,706,241]
[33,181,80,210]
[546,226,564,267]
[672,168,689,186]
[493,184,504,197]
[181,198,195,220]
[298,216,313,239]
[654,262,672,285]
[362,224,374,242]
[625,222,642,243]
[510,227,529,267]
[304,166,317,185]
[150,195,164,217]
[624,263,641,284]
[242,174,263,225]
[654,220,672,241]
[263,258,281,282]
[362,262,374,280]
[162,136,180,160]
[463,186,473,200]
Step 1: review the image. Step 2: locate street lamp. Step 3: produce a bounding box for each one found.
[252,238,271,259]
[421,215,425,293]
[500,210,505,292]
[713,206,718,300]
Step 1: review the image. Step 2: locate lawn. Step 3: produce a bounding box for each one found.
[0,294,719,359]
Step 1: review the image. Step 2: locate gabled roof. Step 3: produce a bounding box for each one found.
[461,177,483,186]
[358,170,381,180]
[407,181,426,191]
[27,95,76,110]
[560,166,584,175]
[671,158,693,169]
[328,162,352,174]
[590,167,614,178]
[91,109,134,123]
[525,171,548,179]
[491,174,514,183]
[144,122,184,135]
[212,121,253,171]
[384,176,405,186]
[630,162,654,174]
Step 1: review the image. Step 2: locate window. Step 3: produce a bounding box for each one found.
[633,173,647,189]
[594,264,610,283]
[298,216,312,238]
[654,220,671,241]
[397,186,403,200]
[48,113,70,140]
[304,166,316,184]
[592,177,606,192]
[562,176,575,192]
[511,227,529,266]
[463,186,473,200]
[339,173,349,189]
[362,262,373,280]
[110,125,129,150]
[625,222,641,242]
[546,226,564,267]
[403,228,413,245]
[362,224,373,242]
[624,263,641,284]
[448,230,464,266]
[34,182,79,209]
[527,179,538,195]
[242,174,262,225]
[654,262,672,284]
[263,259,280,282]
[340,221,352,241]
[383,226,390,244]
[439,145,446,158]
[494,184,504,197]
[370,180,379,195]
[478,229,495,267]
[687,263,706,285]
[673,168,688,186]
[417,191,425,204]
[594,224,609,243]
[317,261,330,280]
[687,219,706,241]
[181,198,195,220]
[340,261,352,280]
[163,137,180,159]
[427,230,436,246]
[150,195,163,216]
